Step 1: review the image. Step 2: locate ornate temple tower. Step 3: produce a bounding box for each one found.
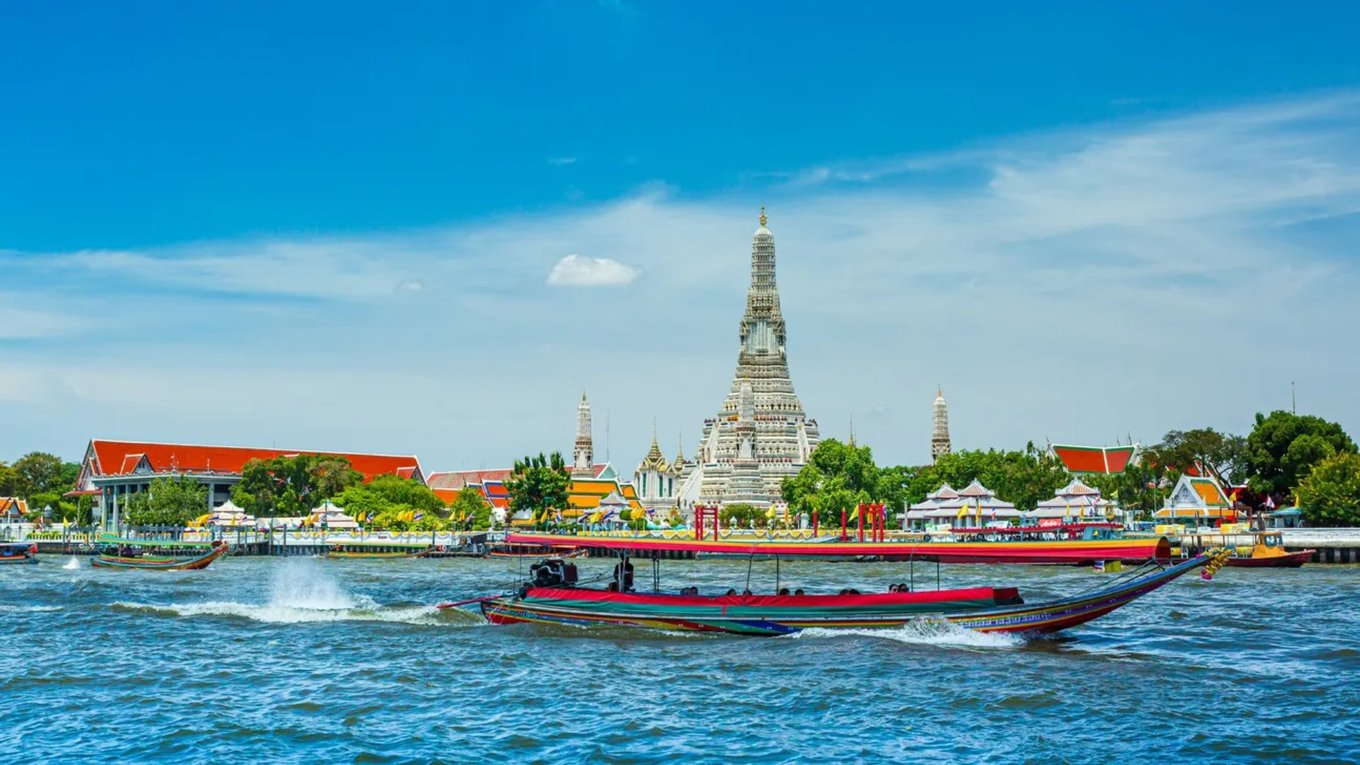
[686,208,820,508]
[572,392,594,478]
[635,431,672,503]
[931,387,951,463]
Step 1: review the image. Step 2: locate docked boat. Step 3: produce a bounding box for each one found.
[91,538,229,571]
[328,542,433,559]
[1168,530,1313,568]
[471,551,1223,637]
[0,542,38,565]
[487,542,587,559]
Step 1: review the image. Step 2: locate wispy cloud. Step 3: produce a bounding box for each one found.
[4,93,1359,470]
[548,156,577,167]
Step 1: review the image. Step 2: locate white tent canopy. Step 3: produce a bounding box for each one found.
[208,499,256,527]
[309,499,359,530]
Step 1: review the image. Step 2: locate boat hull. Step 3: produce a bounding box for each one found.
[92,541,229,571]
[329,547,433,559]
[1226,549,1313,568]
[480,556,1207,637]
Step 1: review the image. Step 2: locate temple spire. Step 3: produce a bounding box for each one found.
[573,392,594,477]
[932,387,951,463]
[759,205,767,227]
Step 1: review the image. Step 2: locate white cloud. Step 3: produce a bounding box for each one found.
[546,254,643,287]
[548,156,577,166]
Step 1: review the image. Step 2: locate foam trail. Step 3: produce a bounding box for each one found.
[113,557,463,626]
[63,557,81,570]
[792,618,1024,649]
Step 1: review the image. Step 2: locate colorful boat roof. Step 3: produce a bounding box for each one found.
[506,531,1169,563]
[1050,444,1139,474]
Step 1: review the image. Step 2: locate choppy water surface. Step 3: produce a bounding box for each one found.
[3,555,1358,763]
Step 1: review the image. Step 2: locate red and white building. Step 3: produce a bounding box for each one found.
[71,439,424,529]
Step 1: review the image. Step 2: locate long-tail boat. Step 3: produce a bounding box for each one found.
[0,542,39,565]
[91,538,229,570]
[487,542,587,559]
[472,550,1224,637]
[328,542,434,559]
[502,530,1170,565]
[1167,530,1313,568]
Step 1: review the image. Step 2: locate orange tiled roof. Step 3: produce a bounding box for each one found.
[1050,444,1138,474]
[84,439,423,484]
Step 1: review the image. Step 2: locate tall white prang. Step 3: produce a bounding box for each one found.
[677,208,821,509]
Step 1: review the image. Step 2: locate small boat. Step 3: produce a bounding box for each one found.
[0,542,39,565]
[470,550,1225,637]
[1166,530,1314,568]
[92,539,229,571]
[328,543,433,559]
[487,543,587,559]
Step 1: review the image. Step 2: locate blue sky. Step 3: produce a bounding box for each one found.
[3,1,1359,472]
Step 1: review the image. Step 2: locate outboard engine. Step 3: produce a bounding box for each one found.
[529,558,577,588]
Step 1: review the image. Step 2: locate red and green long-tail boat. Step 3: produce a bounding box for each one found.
[91,538,229,571]
[469,549,1226,638]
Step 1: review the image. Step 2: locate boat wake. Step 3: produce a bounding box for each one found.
[0,604,61,613]
[792,618,1024,649]
[111,558,470,626]
[63,557,81,570]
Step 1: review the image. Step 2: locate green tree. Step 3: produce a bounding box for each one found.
[332,474,446,530]
[448,487,493,530]
[906,446,1069,512]
[123,477,207,527]
[720,502,763,528]
[1148,428,1247,483]
[1244,411,1356,497]
[504,452,570,528]
[11,452,67,500]
[0,461,17,496]
[232,454,363,516]
[1295,452,1360,526]
[781,439,884,527]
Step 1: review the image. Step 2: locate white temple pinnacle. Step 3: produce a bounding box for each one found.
[682,207,821,508]
[932,386,951,463]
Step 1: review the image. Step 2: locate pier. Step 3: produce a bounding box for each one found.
[1282,529,1360,563]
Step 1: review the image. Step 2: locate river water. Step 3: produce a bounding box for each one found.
[4,555,1358,763]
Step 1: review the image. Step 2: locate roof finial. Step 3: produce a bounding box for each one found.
[759,205,767,227]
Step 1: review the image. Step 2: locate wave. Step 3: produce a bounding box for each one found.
[110,557,476,626]
[112,599,450,625]
[63,557,82,570]
[791,618,1024,649]
[0,604,62,613]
